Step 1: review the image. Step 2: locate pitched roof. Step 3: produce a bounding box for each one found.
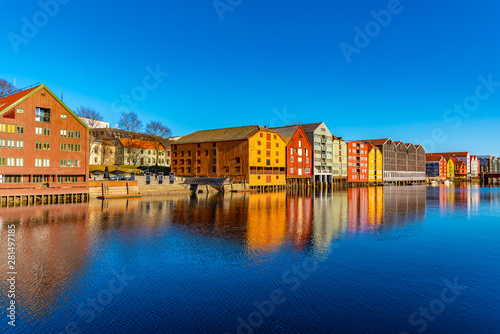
[426,152,469,157]
[359,138,391,146]
[426,155,444,162]
[299,122,323,133]
[0,84,89,130]
[0,86,39,111]
[118,138,165,150]
[269,125,300,144]
[174,125,271,144]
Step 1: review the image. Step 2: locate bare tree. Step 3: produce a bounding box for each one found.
[0,79,16,98]
[75,106,105,157]
[118,112,143,165]
[145,121,171,166]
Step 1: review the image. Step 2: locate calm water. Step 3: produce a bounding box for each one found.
[1,184,499,334]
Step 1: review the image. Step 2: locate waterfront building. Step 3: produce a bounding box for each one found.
[426,152,470,178]
[0,84,89,185]
[470,155,479,178]
[270,125,313,185]
[454,159,467,177]
[171,125,286,186]
[367,144,383,183]
[425,155,447,181]
[112,139,168,166]
[446,157,455,179]
[301,122,334,183]
[347,141,369,183]
[332,135,348,181]
[477,155,497,174]
[360,138,426,182]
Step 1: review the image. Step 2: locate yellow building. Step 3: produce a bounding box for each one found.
[368,145,383,183]
[248,129,286,187]
[446,158,455,179]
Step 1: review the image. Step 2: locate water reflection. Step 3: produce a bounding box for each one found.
[1,184,498,333]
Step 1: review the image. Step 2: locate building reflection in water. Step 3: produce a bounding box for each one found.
[435,183,482,215]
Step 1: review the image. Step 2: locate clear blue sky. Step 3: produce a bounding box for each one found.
[2,0,499,155]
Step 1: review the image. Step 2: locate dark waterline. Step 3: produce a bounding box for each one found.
[1,184,499,333]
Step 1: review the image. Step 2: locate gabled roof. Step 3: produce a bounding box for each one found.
[0,84,89,130]
[426,152,469,157]
[299,122,324,133]
[174,125,274,144]
[426,155,444,162]
[269,125,300,144]
[118,138,165,150]
[359,138,391,146]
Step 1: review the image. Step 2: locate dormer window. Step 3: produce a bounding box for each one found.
[35,107,50,123]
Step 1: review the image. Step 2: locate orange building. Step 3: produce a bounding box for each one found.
[426,155,447,181]
[347,141,369,182]
[0,84,89,187]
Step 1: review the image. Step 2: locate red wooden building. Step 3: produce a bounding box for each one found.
[0,84,89,189]
[425,155,447,181]
[347,141,369,182]
[270,125,313,185]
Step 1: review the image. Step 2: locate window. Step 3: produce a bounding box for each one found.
[43,128,50,136]
[36,127,43,135]
[7,140,15,148]
[267,134,271,141]
[290,168,294,173]
[266,159,271,166]
[68,144,74,151]
[60,129,67,137]
[76,144,81,152]
[16,140,23,149]
[16,158,23,166]
[257,141,261,146]
[0,139,4,148]
[212,166,216,172]
[7,158,15,166]
[276,143,279,148]
[275,151,279,156]
[266,142,271,149]
[236,157,241,163]
[68,130,74,138]
[257,150,261,155]
[35,159,42,167]
[75,131,81,139]
[61,114,67,119]
[16,126,24,134]
[298,140,302,148]
[43,159,50,167]
[35,142,42,150]
[257,158,261,163]
[35,107,51,122]
[43,142,50,150]
[213,142,216,147]
[260,133,263,137]
[276,159,279,164]
[16,108,24,114]
[60,143,66,151]
[60,159,66,167]
[291,156,294,162]
[274,135,277,139]
[0,157,5,166]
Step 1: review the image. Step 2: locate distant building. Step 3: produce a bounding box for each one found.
[470,155,479,178]
[270,125,313,185]
[112,139,168,166]
[478,155,499,174]
[426,155,447,181]
[171,125,286,187]
[332,135,348,181]
[453,158,467,177]
[79,117,109,129]
[90,139,115,165]
[360,138,426,182]
[300,122,334,183]
[347,141,369,182]
[426,152,471,178]
[0,84,89,185]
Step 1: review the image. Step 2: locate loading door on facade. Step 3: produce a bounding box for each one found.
[298,168,302,176]
[266,176,271,183]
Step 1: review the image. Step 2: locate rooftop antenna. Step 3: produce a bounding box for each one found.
[61,91,64,102]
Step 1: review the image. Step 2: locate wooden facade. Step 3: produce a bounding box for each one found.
[347,141,369,182]
[0,85,89,187]
[171,125,286,187]
[426,152,470,177]
[270,125,312,184]
[367,144,383,183]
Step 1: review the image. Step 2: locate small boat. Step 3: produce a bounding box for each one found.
[443,180,451,186]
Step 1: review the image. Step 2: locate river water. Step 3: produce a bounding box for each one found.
[0,184,499,333]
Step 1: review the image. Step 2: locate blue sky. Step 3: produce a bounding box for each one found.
[2,0,499,155]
